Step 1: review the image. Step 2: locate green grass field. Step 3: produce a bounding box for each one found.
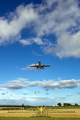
[44,106,80,109]
[0,117,80,120]
[25,106,80,110]
[0,106,80,111]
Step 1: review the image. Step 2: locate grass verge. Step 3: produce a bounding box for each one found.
[0,117,80,120]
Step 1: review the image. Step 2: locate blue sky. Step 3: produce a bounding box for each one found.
[0,0,80,106]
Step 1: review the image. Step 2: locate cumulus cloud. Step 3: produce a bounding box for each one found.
[0,82,27,90]
[0,78,80,91]
[66,93,73,96]
[37,0,80,58]
[35,91,40,94]
[19,39,32,45]
[2,92,6,95]
[44,32,80,58]
[9,97,14,100]
[41,0,80,58]
[0,3,38,45]
[0,0,80,58]
[27,79,80,91]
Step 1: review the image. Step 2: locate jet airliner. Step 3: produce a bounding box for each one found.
[28,60,52,69]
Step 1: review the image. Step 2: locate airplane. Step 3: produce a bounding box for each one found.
[28,60,52,69]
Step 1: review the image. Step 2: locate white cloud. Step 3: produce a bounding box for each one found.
[41,0,80,58]
[45,32,80,58]
[8,80,22,84]
[0,88,7,90]
[66,93,73,97]
[32,37,44,45]
[0,82,27,90]
[0,0,80,58]
[0,95,80,105]
[9,97,14,100]
[0,78,80,91]
[0,4,38,45]
[19,39,32,45]
[21,64,38,71]
[27,79,80,90]
[35,91,40,94]
[0,97,57,106]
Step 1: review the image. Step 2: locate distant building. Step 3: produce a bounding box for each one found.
[63,103,72,106]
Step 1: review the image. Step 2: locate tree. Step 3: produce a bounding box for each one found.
[43,105,45,107]
[22,103,24,107]
[57,102,61,106]
[75,103,78,106]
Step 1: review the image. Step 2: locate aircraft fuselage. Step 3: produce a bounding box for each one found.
[38,61,42,69]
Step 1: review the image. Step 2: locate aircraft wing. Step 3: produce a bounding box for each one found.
[41,65,52,67]
[28,65,39,67]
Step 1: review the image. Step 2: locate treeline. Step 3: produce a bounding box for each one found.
[0,103,80,108]
[0,105,41,108]
[0,105,22,107]
[57,102,79,106]
[0,104,44,110]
